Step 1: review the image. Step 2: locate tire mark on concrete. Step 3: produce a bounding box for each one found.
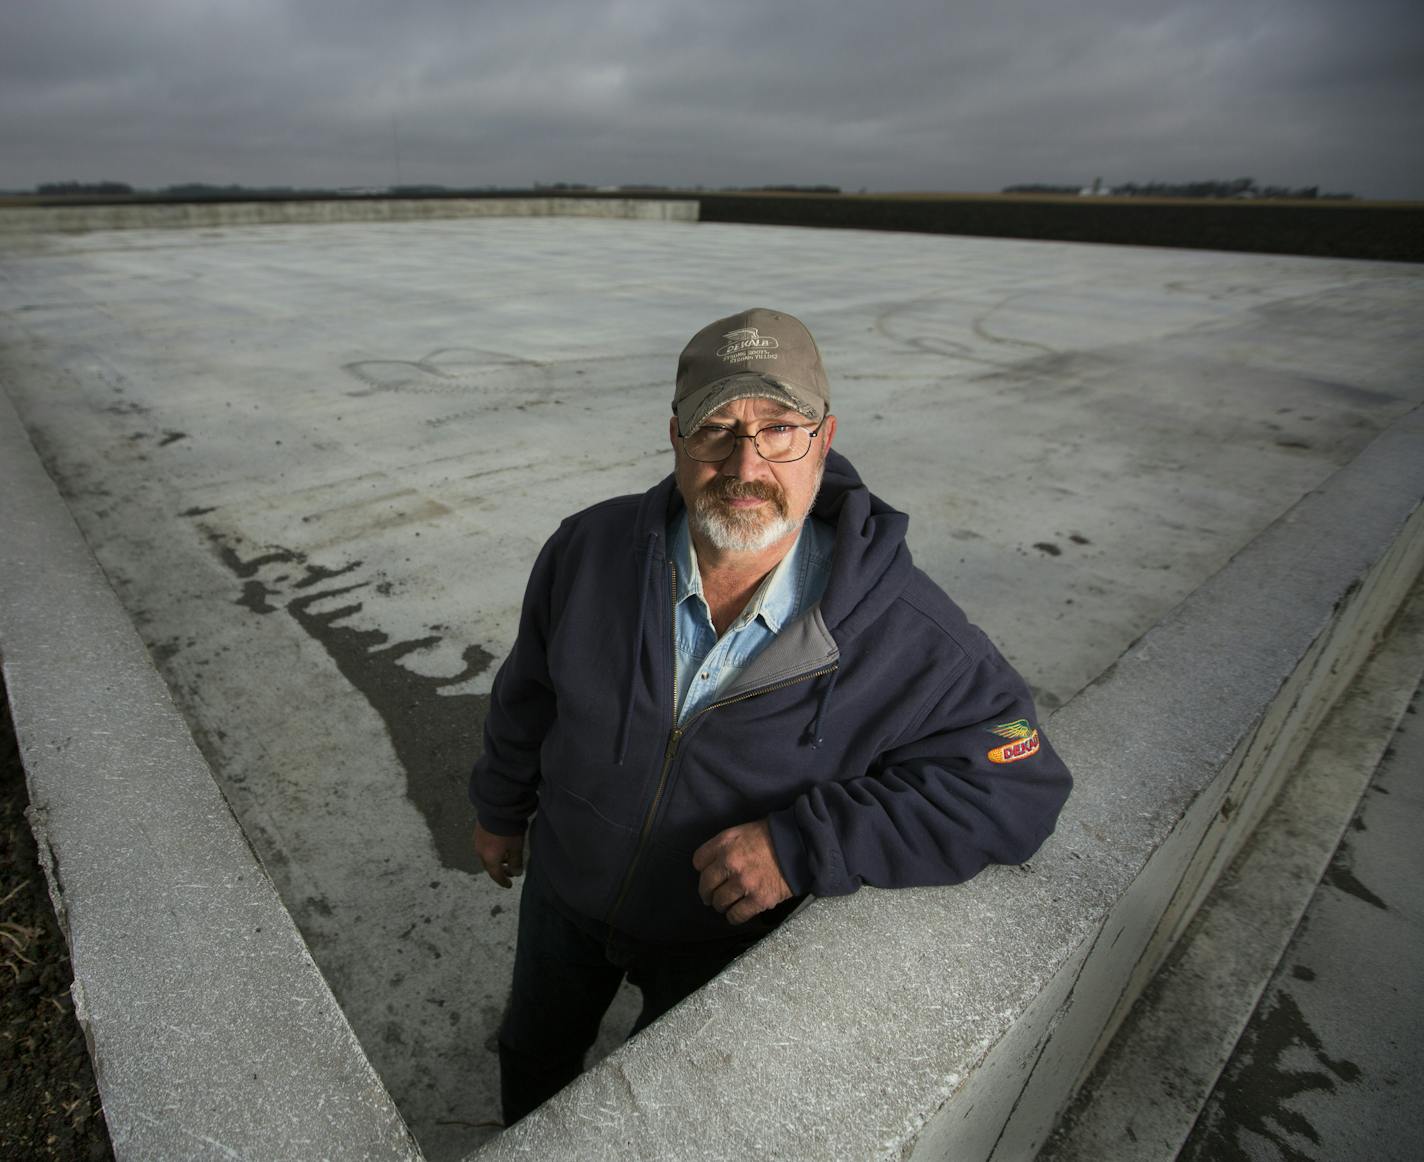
[972,294,1057,357]
[874,298,1006,366]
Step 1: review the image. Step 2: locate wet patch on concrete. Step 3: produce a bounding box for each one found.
[1320,836,1388,911]
[1181,988,1360,1161]
[236,579,280,615]
[206,529,493,874]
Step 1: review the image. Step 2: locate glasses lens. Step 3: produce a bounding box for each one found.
[684,427,735,461]
[756,425,812,462]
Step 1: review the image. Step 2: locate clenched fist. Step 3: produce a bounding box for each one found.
[473,822,525,888]
[692,819,792,925]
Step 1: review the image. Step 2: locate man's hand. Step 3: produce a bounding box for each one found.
[473,822,525,888]
[692,819,792,925]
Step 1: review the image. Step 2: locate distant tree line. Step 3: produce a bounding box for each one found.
[36,181,134,195]
[1004,177,1356,200]
[1001,184,1080,195]
[534,182,842,193]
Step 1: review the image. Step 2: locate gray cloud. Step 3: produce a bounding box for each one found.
[2,0,1420,198]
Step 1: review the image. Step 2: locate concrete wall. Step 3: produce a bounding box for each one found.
[471,405,1424,1161]
[0,391,420,1159]
[0,197,698,233]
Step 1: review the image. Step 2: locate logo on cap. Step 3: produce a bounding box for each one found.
[716,328,780,363]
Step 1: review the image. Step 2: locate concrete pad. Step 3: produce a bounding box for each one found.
[1041,578,1424,1159]
[1,218,1422,1157]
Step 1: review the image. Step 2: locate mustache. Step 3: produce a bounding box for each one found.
[704,476,786,506]
[706,475,786,504]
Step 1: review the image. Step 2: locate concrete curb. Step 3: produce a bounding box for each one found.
[0,198,698,234]
[0,389,420,1159]
[471,405,1424,1161]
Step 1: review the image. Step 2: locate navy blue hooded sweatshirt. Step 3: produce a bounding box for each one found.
[470,450,1071,944]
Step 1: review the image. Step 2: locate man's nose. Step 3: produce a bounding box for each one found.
[722,433,768,477]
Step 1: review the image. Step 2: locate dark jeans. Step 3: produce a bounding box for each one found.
[497,855,765,1125]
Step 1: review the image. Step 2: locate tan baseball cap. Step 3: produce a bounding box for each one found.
[673,308,830,435]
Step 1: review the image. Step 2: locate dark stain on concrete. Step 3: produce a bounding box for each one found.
[294,561,362,589]
[158,430,188,446]
[1068,533,1090,545]
[216,542,301,578]
[1033,541,1062,556]
[237,580,280,615]
[1181,989,1360,1162]
[1321,836,1388,911]
[181,505,217,517]
[101,400,149,416]
[207,530,492,874]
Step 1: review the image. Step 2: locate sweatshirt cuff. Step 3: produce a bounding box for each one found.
[767,809,811,896]
[476,812,529,838]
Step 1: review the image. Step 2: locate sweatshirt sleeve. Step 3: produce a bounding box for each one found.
[766,638,1071,896]
[468,529,563,836]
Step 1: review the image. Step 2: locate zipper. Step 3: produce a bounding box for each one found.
[606,560,683,929]
[685,663,837,726]
[668,561,679,721]
[604,568,839,930]
[606,725,683,927]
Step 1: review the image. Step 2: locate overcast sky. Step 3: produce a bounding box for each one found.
[3,0,1421,199]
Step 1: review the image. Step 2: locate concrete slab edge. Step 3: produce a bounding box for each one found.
[470,406,1424,1162]
[0,387,423,1160]
[1040,575,1424,1160]
[0,198,698,234]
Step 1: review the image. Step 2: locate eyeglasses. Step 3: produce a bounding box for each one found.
[679,421,823,463]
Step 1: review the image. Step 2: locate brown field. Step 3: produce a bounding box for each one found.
[691,190,1424,262]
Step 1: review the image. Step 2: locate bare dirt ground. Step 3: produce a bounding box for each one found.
[0,694,112,1160]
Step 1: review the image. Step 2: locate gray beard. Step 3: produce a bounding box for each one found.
[689,459,825,553]
[691,504,802,553]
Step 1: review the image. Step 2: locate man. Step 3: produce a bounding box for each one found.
[470,308,1071,1124]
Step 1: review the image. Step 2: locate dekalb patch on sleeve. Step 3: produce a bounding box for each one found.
[987,719,1041,764]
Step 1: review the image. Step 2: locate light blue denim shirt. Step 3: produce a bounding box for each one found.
[670,511,835,724]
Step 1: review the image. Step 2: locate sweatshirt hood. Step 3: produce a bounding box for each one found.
[810,450,913,642]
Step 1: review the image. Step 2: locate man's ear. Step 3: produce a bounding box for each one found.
[821,414,837,454]
[669,415,680,450]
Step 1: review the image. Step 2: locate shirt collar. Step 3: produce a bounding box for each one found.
[671,512,805,635]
